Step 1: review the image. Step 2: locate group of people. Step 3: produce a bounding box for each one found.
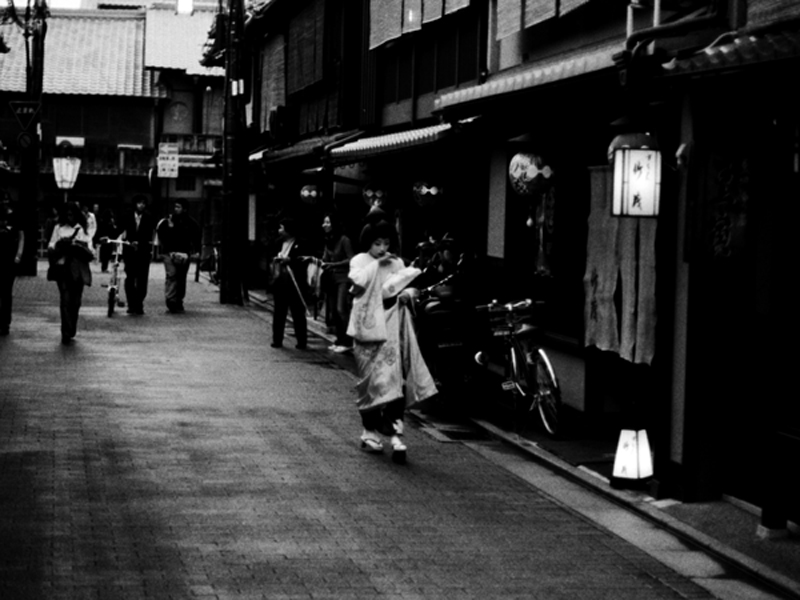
[5,196,199,345]
[269,202,438,463]
[5,193,439,463]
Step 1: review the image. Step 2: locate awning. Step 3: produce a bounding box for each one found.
[255,131,360,167]
[434,36,622,113]
[328,122,454,163]
[660,27,800,78]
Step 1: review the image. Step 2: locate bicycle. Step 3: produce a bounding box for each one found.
[197,242,221,285]
[474,298,562,436]
[99,237,132,317]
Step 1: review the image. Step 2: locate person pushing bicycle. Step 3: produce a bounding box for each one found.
[120,194,156,315]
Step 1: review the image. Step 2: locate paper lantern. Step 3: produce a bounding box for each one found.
[412,181,443,207]
[508,153,553,196]
[362,186,387,207]
[612,429,653,480]
[609,132,661,217]
[300,184,321,204]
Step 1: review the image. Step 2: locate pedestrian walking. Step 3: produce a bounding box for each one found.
[320,212,354,353]
[0,203,24,336]
[270,217,308,349]
[120,195,156,315]
[47,201,94,345]
[82,204,97,250]
[347,218,437,463]
[156,199,200,314]
[95,209,119,273]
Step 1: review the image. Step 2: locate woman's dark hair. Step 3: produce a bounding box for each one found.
[58,201,87,229]
[280,217,298,237]
[359,219,394,250]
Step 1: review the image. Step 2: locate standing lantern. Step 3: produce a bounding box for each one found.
[52,157,81,203]
[608,132,661,217]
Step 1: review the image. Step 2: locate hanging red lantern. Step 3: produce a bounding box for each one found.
[508,153,553,196]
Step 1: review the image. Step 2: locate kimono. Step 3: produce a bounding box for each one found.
[347,252,437,411]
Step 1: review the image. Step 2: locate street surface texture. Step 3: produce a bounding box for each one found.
[0,264,763,599]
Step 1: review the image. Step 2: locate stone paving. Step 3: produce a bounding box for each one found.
[0,263,746,599]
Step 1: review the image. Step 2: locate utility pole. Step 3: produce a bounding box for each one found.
[6,0,48,276]
[219,0,247,304]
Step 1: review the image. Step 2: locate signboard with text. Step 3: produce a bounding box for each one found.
[157,143,179,178]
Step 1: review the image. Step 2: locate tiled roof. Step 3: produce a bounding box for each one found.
[661,26,800,77]
[145,9,223,76]
[329,123,453,162]
[435,36,622,112]
[0,9,165,97]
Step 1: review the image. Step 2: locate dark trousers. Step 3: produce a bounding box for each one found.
[360,398,405,434]
[0,271,15,332]
[124,254,151,312]
[272,275,307,347]
[57,277,85,339]
[163,254,190,311]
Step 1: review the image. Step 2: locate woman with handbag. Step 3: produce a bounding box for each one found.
[347,219,437,463]
[48,201,94,345]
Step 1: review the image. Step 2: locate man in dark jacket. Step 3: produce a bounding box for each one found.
[121,194,156,315]
[156,199,200,313]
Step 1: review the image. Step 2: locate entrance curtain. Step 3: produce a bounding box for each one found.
[584,166,657,365]
[584,167,621,354]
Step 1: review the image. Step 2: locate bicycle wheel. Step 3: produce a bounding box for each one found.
[534,348,561,436]
[107,287,116,317]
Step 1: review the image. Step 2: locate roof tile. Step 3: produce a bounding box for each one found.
[0,9,165,97]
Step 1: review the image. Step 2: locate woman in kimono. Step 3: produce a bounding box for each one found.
[347,219,437,463]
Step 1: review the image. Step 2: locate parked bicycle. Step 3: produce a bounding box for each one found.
[474,298,562,436]
[197,242,221,285]
[99,236,132,317]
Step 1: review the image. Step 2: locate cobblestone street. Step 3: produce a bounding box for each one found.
[0,264,783,599]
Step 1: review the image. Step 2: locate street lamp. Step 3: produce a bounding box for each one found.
[52,157,81,203]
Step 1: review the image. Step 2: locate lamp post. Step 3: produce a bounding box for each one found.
[3,0,48,276]
[52,157,81,203]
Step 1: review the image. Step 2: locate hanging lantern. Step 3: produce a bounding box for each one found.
[608,132,661,217]
[362,185,387,207]
[300,184,321,204]
[508,152,553,196]
[412,181,443,207]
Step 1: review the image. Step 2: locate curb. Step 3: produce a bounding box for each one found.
[466,418,800,600]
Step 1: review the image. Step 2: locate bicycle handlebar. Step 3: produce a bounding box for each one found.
[99,237,133,247]
[475,298,541,314]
